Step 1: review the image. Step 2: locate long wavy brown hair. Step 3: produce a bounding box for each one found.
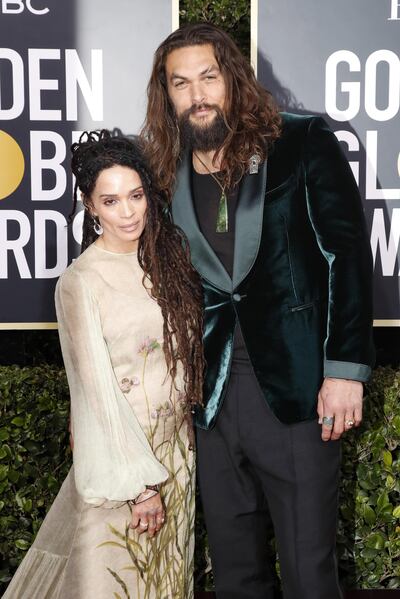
[70,130,205,431]
[141,22,282,197]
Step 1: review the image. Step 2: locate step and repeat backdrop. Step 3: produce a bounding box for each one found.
[253,0,400,326]
[1,1,399,327]
[0,0,177,327]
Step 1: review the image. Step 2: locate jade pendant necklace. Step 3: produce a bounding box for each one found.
[194,152,228,233]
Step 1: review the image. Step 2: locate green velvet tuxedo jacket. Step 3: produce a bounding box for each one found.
[172,113,375,429]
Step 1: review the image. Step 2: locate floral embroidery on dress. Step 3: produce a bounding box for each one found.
[138,337,160,356]
[151,400,175,420]
[120,378,133,394]
[119,376,141,394]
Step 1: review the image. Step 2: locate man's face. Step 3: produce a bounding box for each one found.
[165,44,227,151]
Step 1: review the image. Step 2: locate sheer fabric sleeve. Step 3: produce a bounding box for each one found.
[55,268,169,506]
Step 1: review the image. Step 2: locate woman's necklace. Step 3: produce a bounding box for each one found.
[194,152,228,233]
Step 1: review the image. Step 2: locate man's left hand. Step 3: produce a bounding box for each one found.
[317,377,363,442]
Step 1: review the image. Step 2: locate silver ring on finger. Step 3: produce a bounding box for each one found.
[322,416,334,427]
[345,419,354,428]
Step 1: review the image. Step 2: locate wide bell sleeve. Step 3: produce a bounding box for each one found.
[304,116,375,382]
[55,267,169,506]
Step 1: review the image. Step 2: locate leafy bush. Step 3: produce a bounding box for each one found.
[338,366,400,589]
[0,366,71,594]
[179,0,250,58]
[0,366,399,592]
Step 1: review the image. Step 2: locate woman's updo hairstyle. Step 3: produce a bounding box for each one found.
[70,129,167,252]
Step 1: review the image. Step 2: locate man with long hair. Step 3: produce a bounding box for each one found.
[142,23,374,599]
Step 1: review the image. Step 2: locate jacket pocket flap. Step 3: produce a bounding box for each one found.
[265,173,296,203]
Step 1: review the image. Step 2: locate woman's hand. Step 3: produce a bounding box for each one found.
[130,493,165,538]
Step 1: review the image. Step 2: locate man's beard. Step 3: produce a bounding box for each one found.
[178,103,228,153]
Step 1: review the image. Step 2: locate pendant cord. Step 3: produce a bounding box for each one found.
[193,153,226,194]
[193,153,229,233]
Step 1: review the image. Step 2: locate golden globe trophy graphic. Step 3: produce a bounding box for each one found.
[0,130,25,200]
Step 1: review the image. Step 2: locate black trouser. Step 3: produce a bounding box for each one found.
[196,367,343,599]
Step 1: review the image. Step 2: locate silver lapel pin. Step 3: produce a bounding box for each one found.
[249,154,261,174]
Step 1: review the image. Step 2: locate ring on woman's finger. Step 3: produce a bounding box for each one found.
[139,522,149,529]
[345,419,355,428]
[322,416,334,427]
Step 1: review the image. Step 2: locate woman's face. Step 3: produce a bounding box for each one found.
[88,165,147,253]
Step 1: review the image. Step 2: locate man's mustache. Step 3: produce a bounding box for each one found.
[181,103,224,119]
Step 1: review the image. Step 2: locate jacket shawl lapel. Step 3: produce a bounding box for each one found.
[232,159,267,289]
[172,152,268,292]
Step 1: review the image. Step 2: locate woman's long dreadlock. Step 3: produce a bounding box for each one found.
[70,130,205,435]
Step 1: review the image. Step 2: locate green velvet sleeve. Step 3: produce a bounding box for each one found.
[304,117,375,382]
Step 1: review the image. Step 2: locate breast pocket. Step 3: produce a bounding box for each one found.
[265,173,297,205]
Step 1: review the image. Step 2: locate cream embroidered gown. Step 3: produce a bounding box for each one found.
[3,243,195,599]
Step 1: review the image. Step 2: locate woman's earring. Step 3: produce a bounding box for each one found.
[93,216,103,235]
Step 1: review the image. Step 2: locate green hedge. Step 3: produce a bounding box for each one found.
[180,0,250,58]
[0,365,399,593]
[337,367,400,589]
[0,366,71,594]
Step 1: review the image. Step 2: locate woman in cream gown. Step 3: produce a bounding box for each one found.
[3,131,204,599]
